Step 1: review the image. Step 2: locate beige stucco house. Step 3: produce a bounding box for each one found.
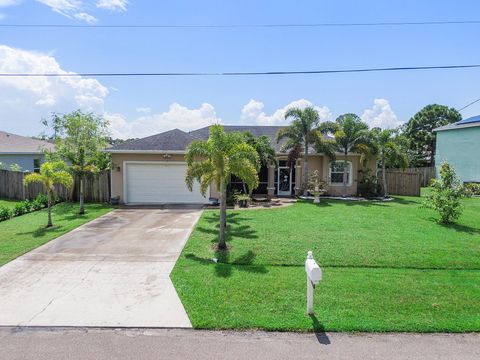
[106,125,376,205]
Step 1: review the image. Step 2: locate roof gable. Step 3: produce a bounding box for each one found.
[108,129,198,151]
[0,131,55,153]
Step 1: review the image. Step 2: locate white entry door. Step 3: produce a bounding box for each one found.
[124,162,208,204]
[277,167,292,196]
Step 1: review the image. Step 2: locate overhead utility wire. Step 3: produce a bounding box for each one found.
[2,20,480,28]
[458,97,480,112]
[1,64,479,77]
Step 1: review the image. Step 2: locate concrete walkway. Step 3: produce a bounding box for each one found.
[0,208,202,328]
[0,328,478,360]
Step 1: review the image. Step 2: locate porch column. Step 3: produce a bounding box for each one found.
[295,159,302,196]
[267,164,275,199]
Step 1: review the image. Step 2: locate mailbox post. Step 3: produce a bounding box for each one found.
[305,251,322,315]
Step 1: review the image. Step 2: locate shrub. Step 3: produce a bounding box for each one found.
[465,183,480,196]
[358,170,382,198]
[0,206,12,221]
[30,199,43,211]
[35,193,49,208]
[9,163,22,172]
[12,201,30,217]
[423,162,467,224]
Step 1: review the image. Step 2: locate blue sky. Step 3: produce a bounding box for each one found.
[1,0,479,138]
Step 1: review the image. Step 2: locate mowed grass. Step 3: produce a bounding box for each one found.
[0,202,112,266]
[171,193,480,332]
[0,199,21,209]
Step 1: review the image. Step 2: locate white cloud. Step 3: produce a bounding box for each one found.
[136,106,151,114]
[73,11,97,23]
[0,44,108,134]
[361,98,402,129]
[96,0,127,11]
[240,99,332,126]
[33,0,127,22]
[106,103,221,139]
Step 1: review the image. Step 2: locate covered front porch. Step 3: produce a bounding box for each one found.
[229,154,376,197]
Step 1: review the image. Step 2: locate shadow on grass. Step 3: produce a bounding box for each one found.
[15,225,63,238]
[309,314,330,344]
[439,222,480,235]
[185,251,268,278]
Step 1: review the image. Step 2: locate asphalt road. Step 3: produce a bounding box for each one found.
[1,327,479,360]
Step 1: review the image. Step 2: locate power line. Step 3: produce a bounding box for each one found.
[1,64,479,77]
[458,97,480,112]
[2,20,480,29]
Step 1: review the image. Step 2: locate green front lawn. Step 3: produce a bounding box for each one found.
[0,199,20,209]
[171,193,480,332]
[0,202,112,266]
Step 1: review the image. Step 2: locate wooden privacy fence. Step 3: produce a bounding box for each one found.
[0,169,111,202]
[384,171,422,196]
[387,167,435,187]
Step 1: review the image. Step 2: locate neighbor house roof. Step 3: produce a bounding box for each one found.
[0,131,55,154]
[434,115,480,132]
[107,125,334,153]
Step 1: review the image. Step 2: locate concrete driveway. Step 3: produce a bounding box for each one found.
[0,207,202,328]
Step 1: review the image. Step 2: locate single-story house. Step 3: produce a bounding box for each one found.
[434,115,480,183]
[0,131,55,172]
[106,125,377,205]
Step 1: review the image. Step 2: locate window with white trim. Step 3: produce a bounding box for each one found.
[329,161,352,186]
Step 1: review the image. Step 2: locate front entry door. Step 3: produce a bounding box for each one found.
[277,167,292,196]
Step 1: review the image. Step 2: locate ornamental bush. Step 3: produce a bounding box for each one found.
[12,201,30,217]
[423,162,467,224]
[0,206,12,222]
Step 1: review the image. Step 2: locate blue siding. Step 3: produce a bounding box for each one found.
[0,154,45,172]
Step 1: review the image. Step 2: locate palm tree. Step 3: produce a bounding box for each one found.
[24,161,73,227]
[276,107,322,196]
[371,128,409,197]
[185,125,259,250]
[242,132,278,193]
[323,114,371,197]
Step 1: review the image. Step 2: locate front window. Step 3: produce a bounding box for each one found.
[329,161,352,186]
[33,159,41,173]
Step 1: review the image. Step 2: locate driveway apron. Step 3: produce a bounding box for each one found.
[0,208,202,327]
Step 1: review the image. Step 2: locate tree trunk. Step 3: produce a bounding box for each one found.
[79,176,85,215]
[218,180,227,250]
[47,191,53,228]
[303,137,309,196]
[242,181,247,194]
[342,149,348,198]
[382,159,388,198]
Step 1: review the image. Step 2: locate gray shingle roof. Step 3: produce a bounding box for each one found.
[107,125,333,153]
[189,125,287,152]
[0,131,55,153]
[107,129,199,151]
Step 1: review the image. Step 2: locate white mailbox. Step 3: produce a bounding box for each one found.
[305,251,322,315]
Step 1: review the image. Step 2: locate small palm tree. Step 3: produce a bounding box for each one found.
[276,107,324,196]
[323,114,371,197]
[24,161,73,227]
[185,125,259,250]
[371,128,409,197]
[242,132,278,193]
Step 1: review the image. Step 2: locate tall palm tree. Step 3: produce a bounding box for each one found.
[276,107,322,196]
[371,128,409,197]
[24,161,73,227]
[323,114,371,197]
[185,125,259,250]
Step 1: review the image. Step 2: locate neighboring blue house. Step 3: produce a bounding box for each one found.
[434,116,480,183]
[0,131,55,172]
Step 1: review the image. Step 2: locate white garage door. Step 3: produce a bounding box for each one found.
[125,162,208,204]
